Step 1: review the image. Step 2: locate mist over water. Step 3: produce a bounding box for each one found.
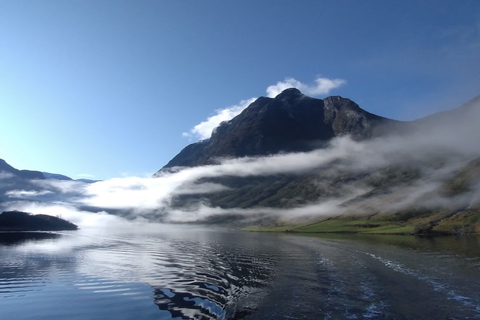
[0,227,479,319]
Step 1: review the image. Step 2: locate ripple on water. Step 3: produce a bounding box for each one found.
[2,229,480,320]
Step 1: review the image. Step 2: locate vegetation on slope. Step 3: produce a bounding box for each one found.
[242,157,480,235]
[246,208,480,235]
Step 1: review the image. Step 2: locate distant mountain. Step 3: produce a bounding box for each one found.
[42,172,73,180]
[0,158,91,204]
[0,159,45,180]
[160,89,405,171]
[0,159,76,181]
[76,178,100,183]
[0,158,99,183]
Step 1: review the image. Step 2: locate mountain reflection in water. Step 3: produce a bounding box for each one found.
[0,225,479,319]
[0,232,61,246]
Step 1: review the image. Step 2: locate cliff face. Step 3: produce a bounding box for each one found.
[160,89,400,171]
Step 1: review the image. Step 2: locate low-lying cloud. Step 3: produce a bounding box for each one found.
[6,190,52,198]
[2,200,130,229]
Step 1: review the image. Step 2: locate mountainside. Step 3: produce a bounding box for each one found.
[155,90,480,234]
[160,89,403,170]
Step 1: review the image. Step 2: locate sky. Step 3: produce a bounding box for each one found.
[0,1,479,180]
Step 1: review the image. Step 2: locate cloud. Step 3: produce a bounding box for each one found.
[1,200,130,229]
[76,138,358,212]
[77,135,466,220]
[32,179,88,194]
[184,76,346,140]
[265,77,346,98]
[0,171,15,180]
[162,199,348,224]
[82,176,182,209]
[5,190,53,198]
[183,98,256,140]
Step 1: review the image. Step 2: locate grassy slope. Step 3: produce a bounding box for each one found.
[246,208,480,235]
[244,158,480,235]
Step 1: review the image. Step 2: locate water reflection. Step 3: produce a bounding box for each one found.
[146,231,276,319]
[296,233,480,269]
[0,226,278,319]
[150,241,273,319]
[0,226,479,319]
[0,232,61,246]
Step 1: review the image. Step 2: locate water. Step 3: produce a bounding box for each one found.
[0,225,479,319]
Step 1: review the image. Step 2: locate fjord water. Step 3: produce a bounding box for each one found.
[1,226,479,320]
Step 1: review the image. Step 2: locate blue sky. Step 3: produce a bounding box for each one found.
[0,0,479,180]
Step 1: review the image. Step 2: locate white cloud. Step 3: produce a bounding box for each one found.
[0,171,15,180]
[75,137,391,217]
[83,176,180,209]
[266,76,346,98]
[33,179,88,194]
[77,138,354,211]
[161,194,359,224]
[183,98,256,140]
[2,201,130,229]
[5,190,53,198]
[184,76,346,141]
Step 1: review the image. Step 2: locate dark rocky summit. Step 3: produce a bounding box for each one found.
[0,211,78,231]
[160,89,401,171]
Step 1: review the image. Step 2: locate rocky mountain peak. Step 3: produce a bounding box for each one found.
[273,87,303,99]
[159,89,399,171]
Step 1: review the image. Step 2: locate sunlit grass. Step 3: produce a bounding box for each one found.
[244,208,480,235]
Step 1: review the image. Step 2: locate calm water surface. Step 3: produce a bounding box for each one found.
[0,225,479,319]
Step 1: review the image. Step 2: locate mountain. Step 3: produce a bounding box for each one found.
[0,158,91,205]
[156,89,480,234]
[42,172,73,180]
[160,89,405,170]
[0,159,76,181]
[0,159,45,180]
